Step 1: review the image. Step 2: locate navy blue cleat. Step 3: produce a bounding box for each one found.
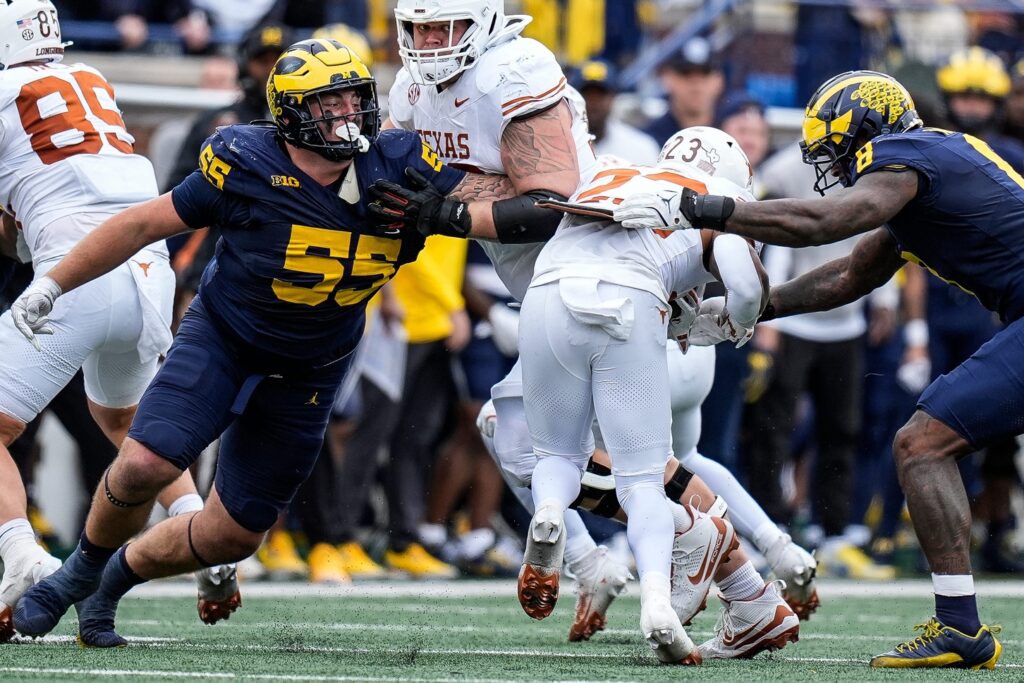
[870,617,1002,669]
[13,558,104,638]
[75,592,127,648]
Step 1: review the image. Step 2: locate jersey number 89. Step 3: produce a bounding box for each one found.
[17,71,133,165]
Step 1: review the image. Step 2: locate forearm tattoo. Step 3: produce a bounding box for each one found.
[448,173,517,202]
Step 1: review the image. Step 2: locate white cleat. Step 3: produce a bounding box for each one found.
[640,574,701,665]
[699,580,800,659]
[763,534,819,620]
[0,543,61,642]
[195,564,241,625]
[517,502,566,620]
[670,505,738,625]
[567,546,632,642]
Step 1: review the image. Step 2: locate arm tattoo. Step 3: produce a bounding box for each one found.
[448,173,517,202]
[500,101,579,188]
[770,228,903,318]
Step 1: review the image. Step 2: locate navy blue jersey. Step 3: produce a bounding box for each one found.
[850,128,1024,322]
[171,124,464,363]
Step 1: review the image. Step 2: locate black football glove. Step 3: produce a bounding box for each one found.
[680,188,736,231]
[369,167,472,238]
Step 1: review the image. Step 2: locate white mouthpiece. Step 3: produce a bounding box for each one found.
[335,122,371,153]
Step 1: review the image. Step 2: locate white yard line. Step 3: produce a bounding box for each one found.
[0,668,636,683]
[127,578,1024,600]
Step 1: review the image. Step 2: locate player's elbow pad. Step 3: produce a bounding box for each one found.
[714,233,764,327]
[492,190,567,244]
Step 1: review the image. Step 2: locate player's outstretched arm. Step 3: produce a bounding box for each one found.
[42,193,188,295]
[761,227,904,321]
[686,170,919,247]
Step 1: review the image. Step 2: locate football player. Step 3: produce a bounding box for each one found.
[9,38,554,647]
[517,127,792,664]
[0,0,237,641]
[373,0,817,646]
[628,70,1018,670]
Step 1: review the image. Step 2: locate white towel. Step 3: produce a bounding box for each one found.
[558,277,634,341]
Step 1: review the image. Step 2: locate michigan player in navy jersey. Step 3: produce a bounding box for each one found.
[618,70,1015,669]
[8,38,556,647]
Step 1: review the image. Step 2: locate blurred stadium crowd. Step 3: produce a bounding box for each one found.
[3,0,1024,585]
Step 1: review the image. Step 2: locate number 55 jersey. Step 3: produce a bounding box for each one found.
[0,62,159,267]
[171,124,465,366]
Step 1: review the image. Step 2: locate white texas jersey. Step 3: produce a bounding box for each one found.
[389,35,599,302]
[531,163,755,305]
[0,62,159,266]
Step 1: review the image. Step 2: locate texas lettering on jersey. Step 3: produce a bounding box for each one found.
[417,129,471,161]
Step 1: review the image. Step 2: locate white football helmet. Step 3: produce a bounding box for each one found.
[658,127,753,192]
[0,0,66,70]
[394,0,528,85]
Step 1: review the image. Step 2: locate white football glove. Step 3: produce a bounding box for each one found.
[687,296,754,348]
[667,289,700,352]
[896,356,931,395]
[488,302,520,358]
[11,275,61,351]
[613,188,691,230]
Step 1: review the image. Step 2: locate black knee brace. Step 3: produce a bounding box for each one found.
[103,468,148,509]
[571,461,622,518]
[188,514,215,568]
[664,464,695,502]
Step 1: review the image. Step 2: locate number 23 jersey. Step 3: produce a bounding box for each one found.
[171,124,464,364]
[0,62,159,265]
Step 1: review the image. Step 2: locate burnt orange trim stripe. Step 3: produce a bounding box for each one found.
[502,82,567,117]
[501,77,567,110]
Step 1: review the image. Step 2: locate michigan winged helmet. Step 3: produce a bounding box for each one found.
[800,70,922,194]
[266,39,380,161]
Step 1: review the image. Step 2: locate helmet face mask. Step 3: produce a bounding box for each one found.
[801,70,922,195]
[267,39,381,162]
[394,0,505,86]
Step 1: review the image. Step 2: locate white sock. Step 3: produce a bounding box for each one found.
[459,528,495,558]
[531,457,582,511]
[668,502,695,533]
[563,509,599,570]
[681,451,775,539]
[753,521,786,555]
[640,571,671,605]
[166,493,204,518]
[932,573,975,596]
[0,518,35,560]
[717,561,765,602]
[418,523,447,548]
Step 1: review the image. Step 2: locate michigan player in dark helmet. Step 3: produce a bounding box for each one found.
[620,70,1016,669]
[8,38,544,647]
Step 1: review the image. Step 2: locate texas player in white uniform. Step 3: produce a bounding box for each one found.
[0,0,237,641]
[381,1,810,652]
[518,127,804,662]
[386,0,646,642]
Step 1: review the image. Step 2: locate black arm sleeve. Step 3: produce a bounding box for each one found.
[491,190,567,244]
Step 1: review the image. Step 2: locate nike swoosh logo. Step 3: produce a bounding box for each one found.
[455,97,470,107]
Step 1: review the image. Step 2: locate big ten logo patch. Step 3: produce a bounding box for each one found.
[272,175,301,188]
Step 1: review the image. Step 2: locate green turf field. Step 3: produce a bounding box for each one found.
[1,581,1021,682]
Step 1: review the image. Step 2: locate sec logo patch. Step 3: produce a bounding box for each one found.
[408,83,420,105]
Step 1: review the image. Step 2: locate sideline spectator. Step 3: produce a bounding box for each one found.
[644,36,724,147]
